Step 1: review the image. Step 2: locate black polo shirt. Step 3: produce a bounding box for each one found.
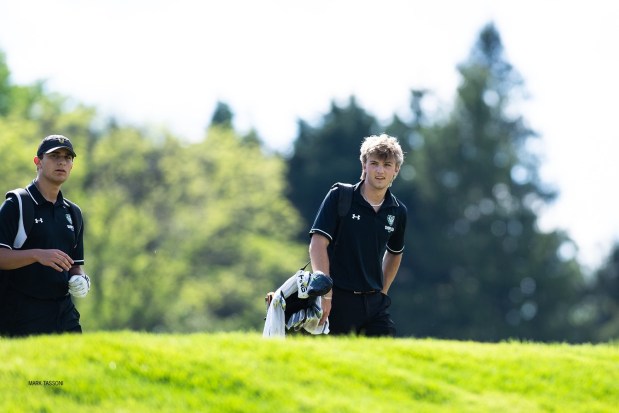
[309,181,407,292]
[0,182,84,299]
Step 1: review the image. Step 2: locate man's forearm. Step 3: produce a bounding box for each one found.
[382,251,403,294]
[309,234,331,295]
[0,248,39,270]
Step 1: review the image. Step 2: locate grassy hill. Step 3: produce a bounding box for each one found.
[1,332,617,412]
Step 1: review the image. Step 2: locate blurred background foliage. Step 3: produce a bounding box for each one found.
[1,24,617,342]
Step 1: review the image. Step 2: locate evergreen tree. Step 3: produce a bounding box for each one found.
[286,96,379,231]
[390,23,587,341]
[586,245,619,341]
[210,101,234,129]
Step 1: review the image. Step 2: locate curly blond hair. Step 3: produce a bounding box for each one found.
[359,134,404,180]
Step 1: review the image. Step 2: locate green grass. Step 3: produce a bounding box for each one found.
[1,332,617,413]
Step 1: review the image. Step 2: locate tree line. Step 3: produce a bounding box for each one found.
[1,23,617,342]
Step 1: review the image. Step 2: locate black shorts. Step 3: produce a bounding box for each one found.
[328,286,396,337]
[0,287,82,337]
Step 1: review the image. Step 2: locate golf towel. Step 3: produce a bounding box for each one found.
[263,270,330,337]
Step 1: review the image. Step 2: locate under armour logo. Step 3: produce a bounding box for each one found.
[352,214,361,220]
[35,218,44,224]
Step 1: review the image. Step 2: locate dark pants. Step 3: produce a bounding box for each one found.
[329,286,396,337]
[0,287,82,337]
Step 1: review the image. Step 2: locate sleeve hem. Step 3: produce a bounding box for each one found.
[309,228,333,242]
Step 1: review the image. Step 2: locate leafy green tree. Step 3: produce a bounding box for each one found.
[73,128,177,330]
[157,126,307,331]
[0,51,10,116]
[0,54,96,189]
[74,125,307,332]
[0,58,308,332]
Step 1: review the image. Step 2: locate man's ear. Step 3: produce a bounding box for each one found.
[34,156,41,168]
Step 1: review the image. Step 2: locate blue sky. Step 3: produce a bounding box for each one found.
[1,0,617,270]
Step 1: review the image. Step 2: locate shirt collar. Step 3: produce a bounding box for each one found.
[355,180,399,208]
[27,180,65,206]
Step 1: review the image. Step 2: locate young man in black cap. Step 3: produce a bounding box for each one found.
[309,134,407,337]
[0,135,90,337]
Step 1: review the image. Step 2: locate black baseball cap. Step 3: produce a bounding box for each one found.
[37,135,77,158]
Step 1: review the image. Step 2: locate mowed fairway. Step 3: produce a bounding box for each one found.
[1,332,617,412]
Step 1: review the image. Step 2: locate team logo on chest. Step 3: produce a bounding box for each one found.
[385,215,395,233]
[66,214,75,231]
[352,214,361,220]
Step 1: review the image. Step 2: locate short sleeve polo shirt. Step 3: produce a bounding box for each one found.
[0,182,84,299]
[309,181,407,292]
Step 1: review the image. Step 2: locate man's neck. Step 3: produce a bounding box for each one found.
[361,182,387,204]
[34,178,61,203]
